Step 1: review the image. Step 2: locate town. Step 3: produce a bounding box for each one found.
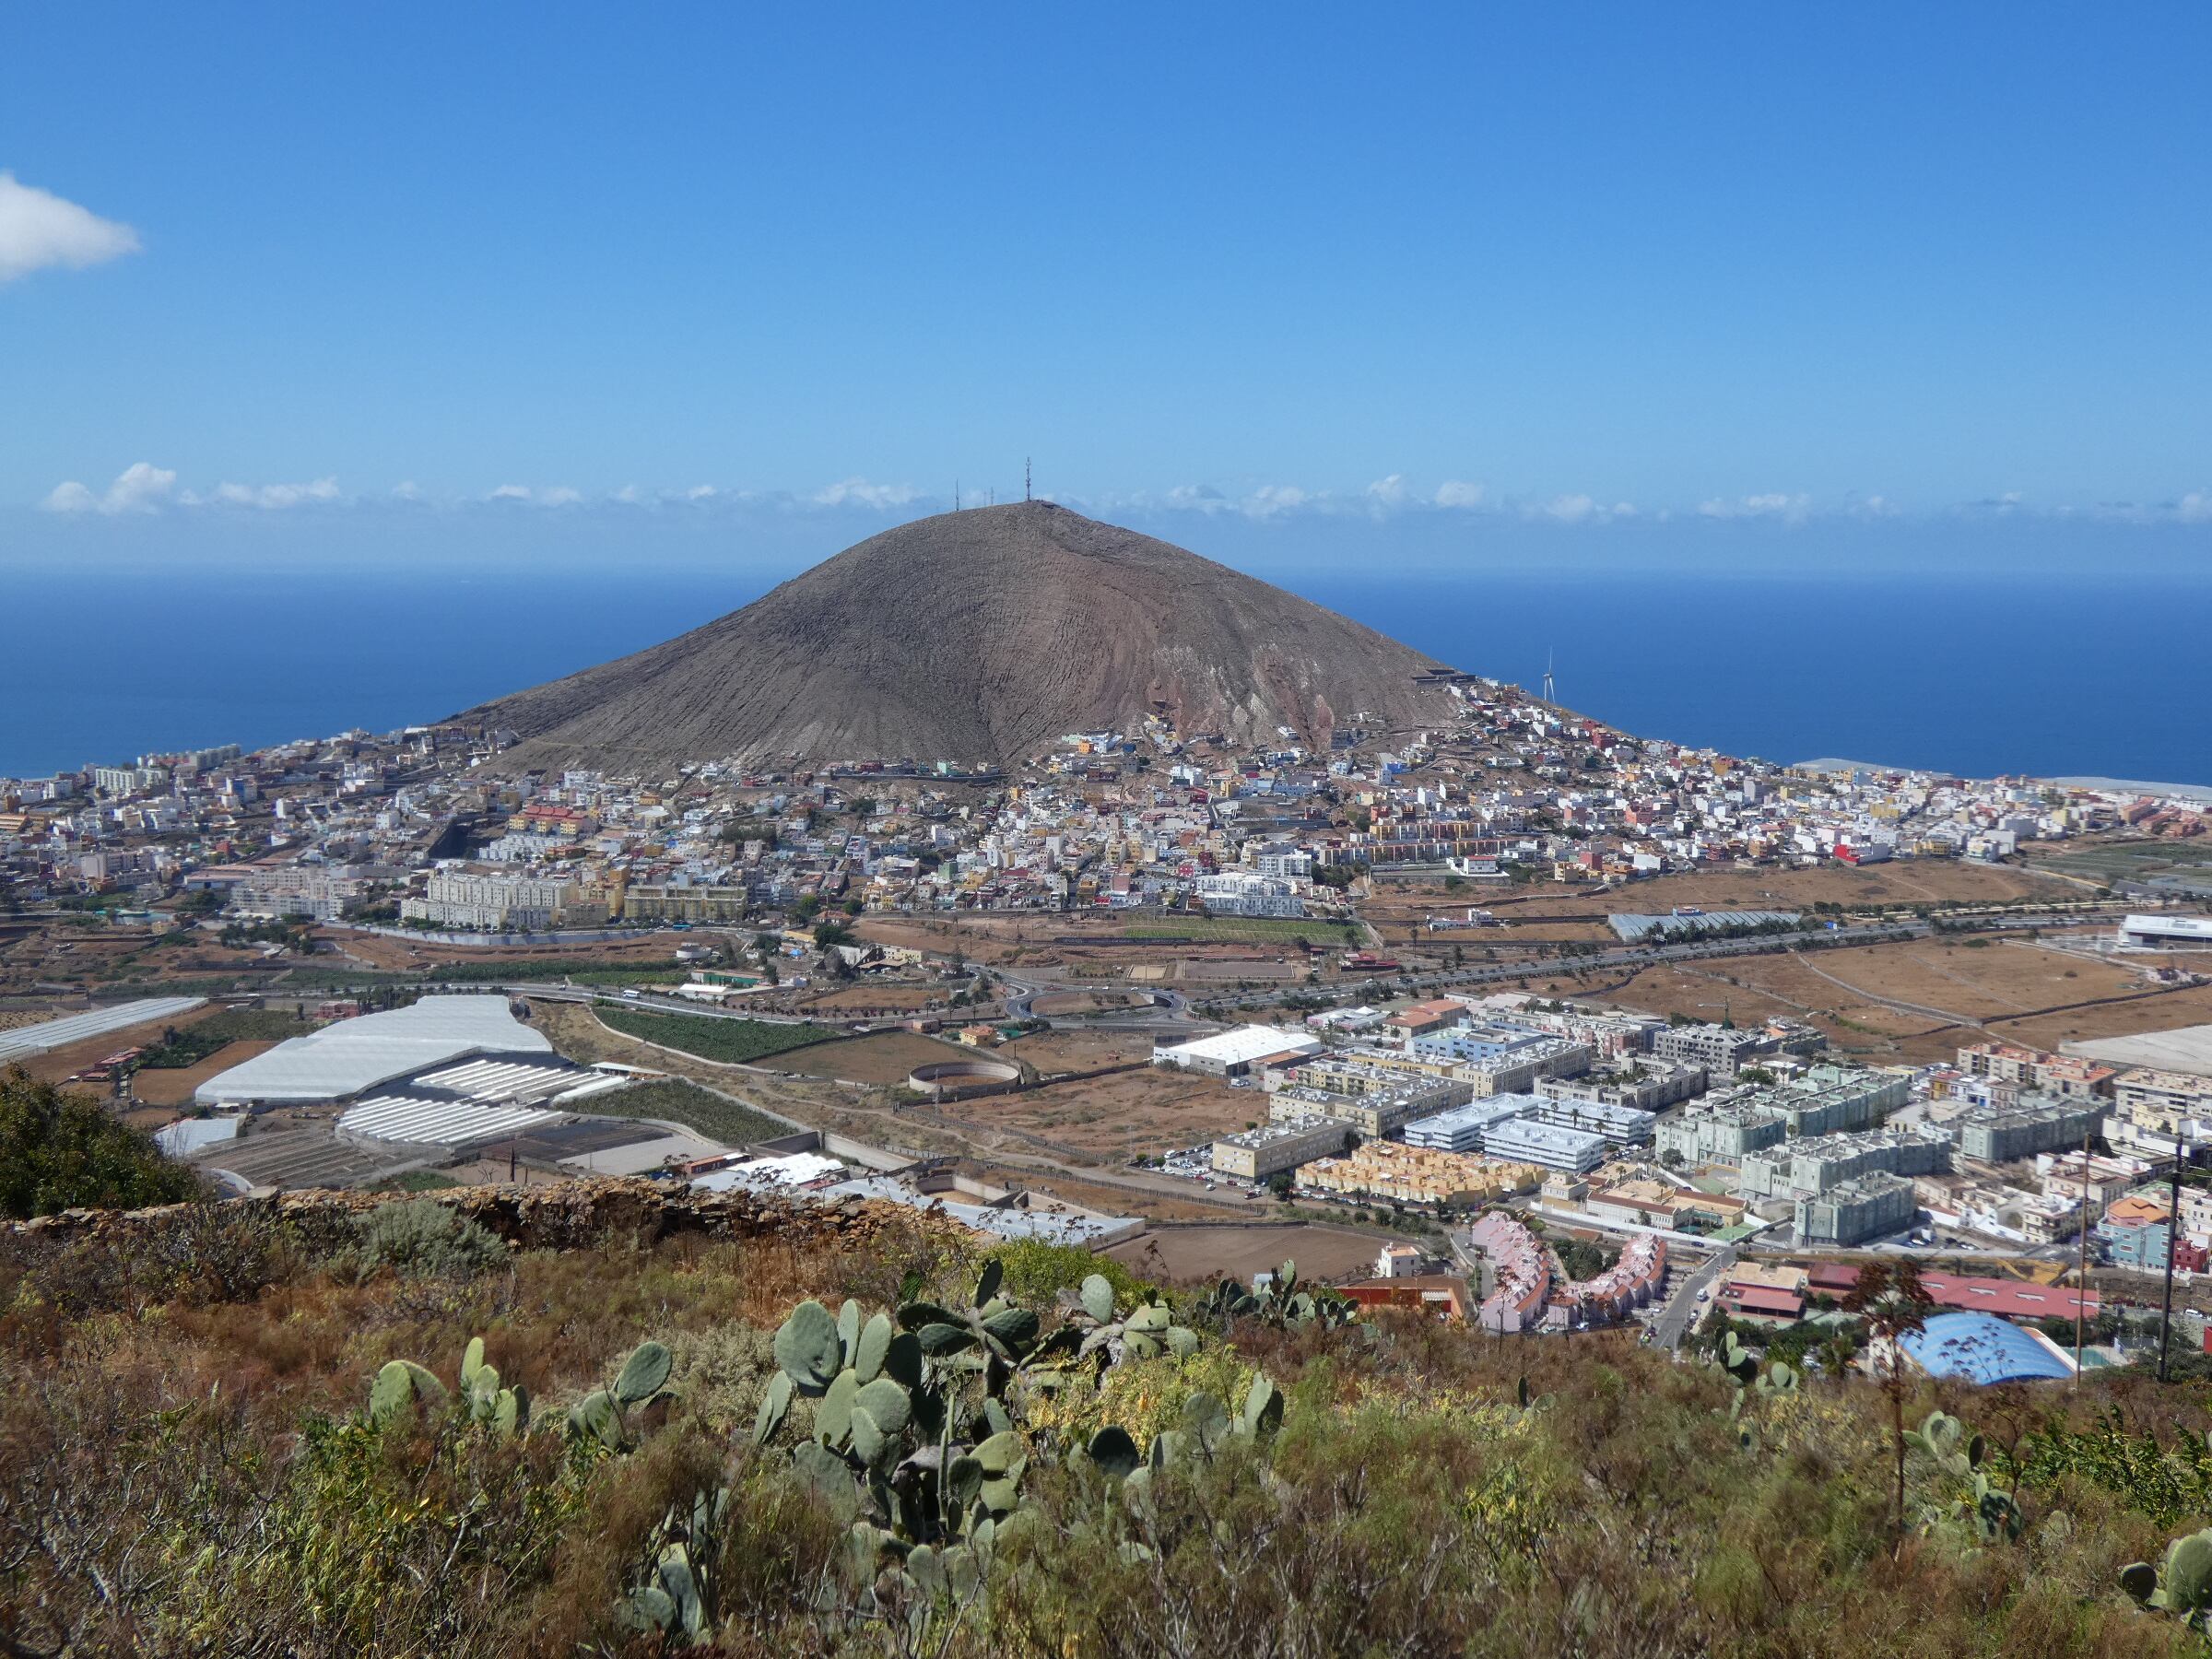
[6,668,2212,1391]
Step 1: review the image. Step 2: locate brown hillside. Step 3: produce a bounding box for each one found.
[458,501,1456,769]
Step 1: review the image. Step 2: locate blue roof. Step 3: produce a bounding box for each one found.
[1899,1312,2073,1384]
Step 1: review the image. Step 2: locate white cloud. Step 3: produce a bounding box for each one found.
[686,484,718,500]
[813,477,921,510]
[1365,474,1409,509]
[40,480,97,512]
[1526,493,1635,524]
[488,484,533,500]
[41,461,176,514]
[1164,484,1228,512]
[0,171,140,283]
[1433,479,1487,510]
[206,477,341,509]
[1239,484,1311,520]
[540,485,582,506]
[1697,491,1812,524]
[2172,491,2210,524]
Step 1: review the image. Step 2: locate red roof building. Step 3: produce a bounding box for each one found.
[1722,1283,1806,1321]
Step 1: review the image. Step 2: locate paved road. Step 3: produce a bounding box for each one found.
[1653,1244,1737,1353]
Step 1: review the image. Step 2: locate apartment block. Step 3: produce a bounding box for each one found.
[1211,1119,1349,1181]
[1795,1171,1918,1247]
[1738,1126,1953,1202]
[1951,1096,2104,1164]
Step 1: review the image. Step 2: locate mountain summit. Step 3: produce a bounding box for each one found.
[461,501,1455,769]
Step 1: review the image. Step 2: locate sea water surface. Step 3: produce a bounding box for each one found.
[4,566,2206,786]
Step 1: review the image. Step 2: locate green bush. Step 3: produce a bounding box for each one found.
[0,1066,205,1218]
[982,1238,1147,1307]
[336,1198,506,1280]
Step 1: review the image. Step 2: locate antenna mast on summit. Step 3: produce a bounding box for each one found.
[955,479,961,511]
[1542,649,1557,704]
[1025,458,1031,501]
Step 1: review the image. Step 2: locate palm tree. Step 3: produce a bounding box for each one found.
[1845,1258,1935,1547]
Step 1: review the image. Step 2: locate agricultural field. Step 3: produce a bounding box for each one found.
[128,1040,281,1109]
[577,1077,795,1147]
[593,1006,839,1065]
[777,1031,974,1084]
[2032,838,2212,887]
[132,1006,321,1070]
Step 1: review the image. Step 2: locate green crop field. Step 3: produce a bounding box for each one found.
[582,1078,795,1147]
[133,1006,323,1069]
[595,1006,839,1065]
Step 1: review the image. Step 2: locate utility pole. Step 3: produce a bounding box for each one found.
[2074,1120,2091,1384]
[2159,1120,2185,1383]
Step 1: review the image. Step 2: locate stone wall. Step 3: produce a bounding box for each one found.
[5,1175,973,1256]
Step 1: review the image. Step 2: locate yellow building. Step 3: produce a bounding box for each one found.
[1296,1141,1542,1207]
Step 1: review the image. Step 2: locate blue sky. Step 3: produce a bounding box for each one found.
[6,3,2210,569]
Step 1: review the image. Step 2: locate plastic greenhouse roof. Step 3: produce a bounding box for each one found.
[194,995,550,1105]
[1899,1312,2074,1384]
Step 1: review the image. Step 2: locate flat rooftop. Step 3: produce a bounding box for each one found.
[0,996,206,1063]
[2065,1024,2212,1079]
[195,994,552,1106]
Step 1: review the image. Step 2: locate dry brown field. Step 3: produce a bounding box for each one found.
[959,1165,1232,1224]
[1104,1222,1383,1286]
[785,984,940,1015]
[129,1039,279,1107]
[1029,990,1145,1016]
[1994,982,2212,1059]
[931,1065,1259,1163]
[1593,935,2208,1063]
[1491,861,2065,919]
[778,1030,973,1083]
[998,1030,1148,1075]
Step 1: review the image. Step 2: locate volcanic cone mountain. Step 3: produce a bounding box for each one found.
[461,501,1457,769]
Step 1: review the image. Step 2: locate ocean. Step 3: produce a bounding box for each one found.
[5,565,2206,787]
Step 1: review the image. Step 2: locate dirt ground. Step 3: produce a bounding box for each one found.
[1593,934,2208,1063]
[129,1039,278,1107]
[1030,990,1145,1016]
[961,1166,1233,1224]
[1993,982,2212,1058]
[779,1031,975,1083]
[999,1030,1150,1075]
[856,912,1343,976]
[1104,1223,1386,1286]
[930,1066,1260,1163]
[785,984,941,1015]
[322,928,692,974]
